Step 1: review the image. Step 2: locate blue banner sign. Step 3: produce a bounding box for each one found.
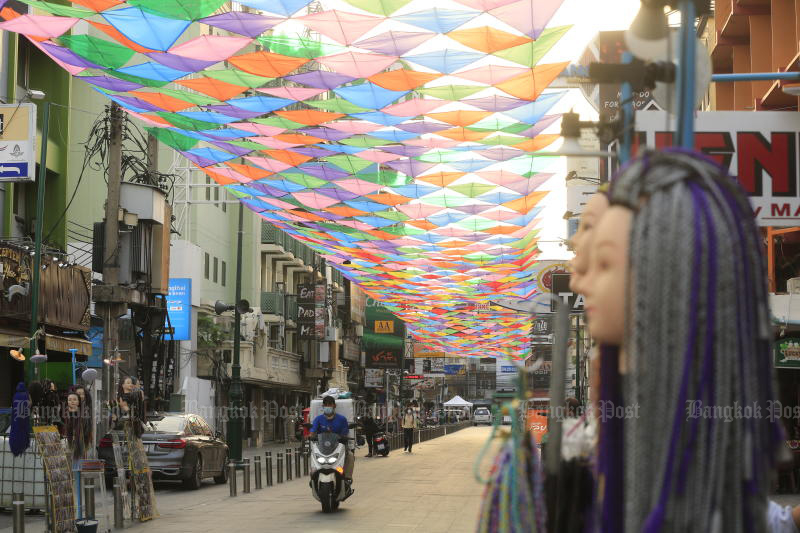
[167,278,192,341]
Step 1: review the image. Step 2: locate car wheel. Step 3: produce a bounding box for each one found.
[183,456,203,490]
[213,456,228,485]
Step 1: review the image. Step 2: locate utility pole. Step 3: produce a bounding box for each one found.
[96,102,126,439]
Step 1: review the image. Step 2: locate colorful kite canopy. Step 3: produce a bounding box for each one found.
[1,0,574,359]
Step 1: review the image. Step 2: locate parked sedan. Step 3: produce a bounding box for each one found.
[98,412,228,490]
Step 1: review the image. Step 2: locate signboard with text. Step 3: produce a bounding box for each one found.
[297,284,315,338]
[166,278,191,340]
[775,338,800,369]
[365,368,384,387]
[636,111,800,226]
[0,103,36,182]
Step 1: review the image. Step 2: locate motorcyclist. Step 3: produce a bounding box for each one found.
[361,414,380,457]
[309,396,354,490]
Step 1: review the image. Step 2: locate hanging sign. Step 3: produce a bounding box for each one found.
[297,284,315,338]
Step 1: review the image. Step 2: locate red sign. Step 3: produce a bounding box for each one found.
[527,409,548,443]
[404,375,423,379]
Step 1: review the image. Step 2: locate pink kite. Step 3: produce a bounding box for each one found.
[298,10,385,46]
[169,35,253,61]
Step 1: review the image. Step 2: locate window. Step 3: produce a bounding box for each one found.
[214,185,219,207]
[221,189,226,212]
[205,176,211,201]
[221,261,227,286]
[204,253,210,279]
[213,257,218,283]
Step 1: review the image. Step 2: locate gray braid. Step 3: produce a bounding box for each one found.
[608,150,778,533]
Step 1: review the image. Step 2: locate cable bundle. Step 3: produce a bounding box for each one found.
[607,149,781,533]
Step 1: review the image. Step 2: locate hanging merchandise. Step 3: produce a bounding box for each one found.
[126,421,158,522]
[589,150,781,532]
[10,382,31,457]
[34,426,76,533]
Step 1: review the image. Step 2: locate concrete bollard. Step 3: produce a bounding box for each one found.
[254,455,263,490]
[266,452,273,487]
[113,479,124,529]
[277,452,284,484]
[295,447,302,478]
[12,492,24,533]
[84,479,96,520]
[229,462,237,497]
[285,448,292,481]
[243,459,251,494]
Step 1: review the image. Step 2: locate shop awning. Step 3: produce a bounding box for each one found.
[0,328,30,348]
[45,335,91,357]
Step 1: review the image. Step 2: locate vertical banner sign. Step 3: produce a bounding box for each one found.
[297,284,315,338]
[315,282,326,339]
[167,278,191,341]
[775,338,800,368]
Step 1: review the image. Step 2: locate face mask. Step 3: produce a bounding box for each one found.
[323,407,334,415]
[407,410,412,414]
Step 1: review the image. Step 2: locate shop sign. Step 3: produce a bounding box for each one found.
[531,316,553,344]
[527,409,549,443]
[342,339,360,362]
[775,338,800,368]
[444,364,465,375]
[375,320,394,334]
[297,284,315,338]
[636,111,800,227]
[166,278,191,341]
[365,368,384,387]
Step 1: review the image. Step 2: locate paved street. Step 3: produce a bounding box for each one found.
[2,427,494,533]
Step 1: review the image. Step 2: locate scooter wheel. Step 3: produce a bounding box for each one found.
[319,482,336,513]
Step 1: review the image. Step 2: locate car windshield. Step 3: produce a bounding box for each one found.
[146,416,185,433]
[475,409,489,415]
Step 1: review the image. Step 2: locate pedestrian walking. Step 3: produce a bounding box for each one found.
[402,407,417,453]
[361,415,379,457]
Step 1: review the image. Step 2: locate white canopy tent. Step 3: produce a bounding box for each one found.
[443,395,473,408]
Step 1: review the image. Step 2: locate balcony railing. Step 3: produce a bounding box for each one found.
[262,222,319,267]
[261,291,285,316]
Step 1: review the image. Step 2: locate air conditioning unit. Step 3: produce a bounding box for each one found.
[354,324,364,337]
[324,327,339,342]
[788,278,800,294]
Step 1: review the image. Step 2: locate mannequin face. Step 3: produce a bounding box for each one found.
[122,377,134,393]
[569,193,610,295]
[75,388,85,402]
[67,394,80,412]
[581,206,632,345]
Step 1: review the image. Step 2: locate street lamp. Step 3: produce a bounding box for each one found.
[27,88,48,383]
[213,203,252,463]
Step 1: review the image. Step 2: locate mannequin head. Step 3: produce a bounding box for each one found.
[581,206,630,345]
[73,385,85,403]
[569,192,610,295]
[595,150,779,531]
[66,393,80,413]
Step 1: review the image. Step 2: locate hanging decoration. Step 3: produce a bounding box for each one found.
[1,0,573,358]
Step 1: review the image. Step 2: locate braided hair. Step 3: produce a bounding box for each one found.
[607,149,780,533]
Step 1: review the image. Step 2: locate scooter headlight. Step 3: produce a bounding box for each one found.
[316,456,327,464]
[326,457,337,464]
